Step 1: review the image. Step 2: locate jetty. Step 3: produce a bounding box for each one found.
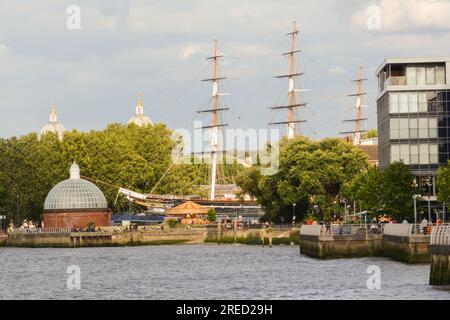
[299,223,441,263]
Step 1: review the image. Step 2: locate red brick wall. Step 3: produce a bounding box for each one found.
[42,211,111,228]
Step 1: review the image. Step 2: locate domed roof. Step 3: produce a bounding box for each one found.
[128,114,153,127]
[44,163,108,211]
[40,104,66,140]
[128,95,153,127]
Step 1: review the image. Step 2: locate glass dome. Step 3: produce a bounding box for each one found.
[44,163,108,211]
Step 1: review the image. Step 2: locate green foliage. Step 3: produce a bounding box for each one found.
[361,128,377,139]
[342,166,383,215]
[166,219,179,228]
[381,161,417,220]
[344,161,418,221]
[437,160,450,204]
[0,123,236,223]
[206,208,217,222]
[236,137,369,222]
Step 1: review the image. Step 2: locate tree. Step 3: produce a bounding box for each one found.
[206,208,217,222]
[381,161,417,221]
[362,128,377,139]
[342,166,383,216]
[235,136,369,222]
[437,160,450,204]
[0,123,242,222]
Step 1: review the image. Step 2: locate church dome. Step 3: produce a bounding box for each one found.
[128,95,153,127]
[40,104,66,140]
[44,163,107,211]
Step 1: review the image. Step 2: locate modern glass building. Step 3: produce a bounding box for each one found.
[376,57,450,200]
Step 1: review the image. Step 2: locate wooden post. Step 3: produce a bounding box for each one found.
[269,231,272,248]
[233,219,237,244]
[261,230,265,247]
[217,219,221,245]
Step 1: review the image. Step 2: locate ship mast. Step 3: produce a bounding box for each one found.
[341,65,367,145]
[199,38,229,200]
[269,20,308,139]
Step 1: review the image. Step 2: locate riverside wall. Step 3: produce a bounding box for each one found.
[0,228,298,248]
[299,224,431,263]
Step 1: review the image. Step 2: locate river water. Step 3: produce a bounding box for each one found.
[0,245,449,300]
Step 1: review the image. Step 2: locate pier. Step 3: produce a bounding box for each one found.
[299,223,442,263]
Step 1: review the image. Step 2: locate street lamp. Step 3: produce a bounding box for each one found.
[16,194,19,227]
[292,203,297,226]
[413,194,421,233]
[427,177,432,222]
[443,203,446,224]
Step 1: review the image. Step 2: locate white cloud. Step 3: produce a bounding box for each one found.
[179,44,209,60]
[328,66,347,76]
[352,0,450,32]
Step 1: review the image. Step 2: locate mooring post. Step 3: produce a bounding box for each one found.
[269,231,272,248]
[261,230,265,247]
[233,218,237,244]
[217,219,221,245]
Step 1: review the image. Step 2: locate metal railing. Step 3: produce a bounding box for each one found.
[431,226,450,245]
[387,76,407,86]
[300,223,449,238]
[10,227,72,235]
[300,224,382,236]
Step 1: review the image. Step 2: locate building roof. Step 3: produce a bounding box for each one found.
[165,201,207,215]
[40,104,66,140]
[357,145,379,163]
[375,57,450,75]
[128,95,153,127]
[44,163,108,211]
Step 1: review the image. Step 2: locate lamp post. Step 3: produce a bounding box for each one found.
[443,203,446,224]
[292,203,296,226]
[413,194,421,234]
[427,177,432,223]
[16,194,19,228]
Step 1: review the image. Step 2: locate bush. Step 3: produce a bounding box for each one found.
[166,219,179,228]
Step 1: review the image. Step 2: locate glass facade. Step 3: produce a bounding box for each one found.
[377,61,450,197]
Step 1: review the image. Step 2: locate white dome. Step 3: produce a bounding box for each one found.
[40,122,66,140]
[128,95,153,127]
[40,104,66,140]
[128,114,153,127]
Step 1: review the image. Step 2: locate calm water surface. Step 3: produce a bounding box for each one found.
[0,245,449,300]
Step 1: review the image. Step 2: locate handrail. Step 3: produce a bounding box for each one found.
[10,227,72,235]
[431,226,450,245]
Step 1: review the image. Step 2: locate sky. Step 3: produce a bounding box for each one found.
[1,0,450,141]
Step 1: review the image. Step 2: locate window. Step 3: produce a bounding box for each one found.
[390,93,399,113]
[410,145,419,164]
[409,118,418,139]
[390,118,399,139]
[399,118,409,139]
[426,67,435,85]
[399,93,408,113]
[408,92,418,112]
[417,67,426,85]
[419,144,429,164]
[418,92,427,112]
[391,145,400,162]
[436,66,445,84]
[430,144,438,164]
[400,144,410,164]
[429,118,438,139]
[406,67,417,85]
[418,118,428,138]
